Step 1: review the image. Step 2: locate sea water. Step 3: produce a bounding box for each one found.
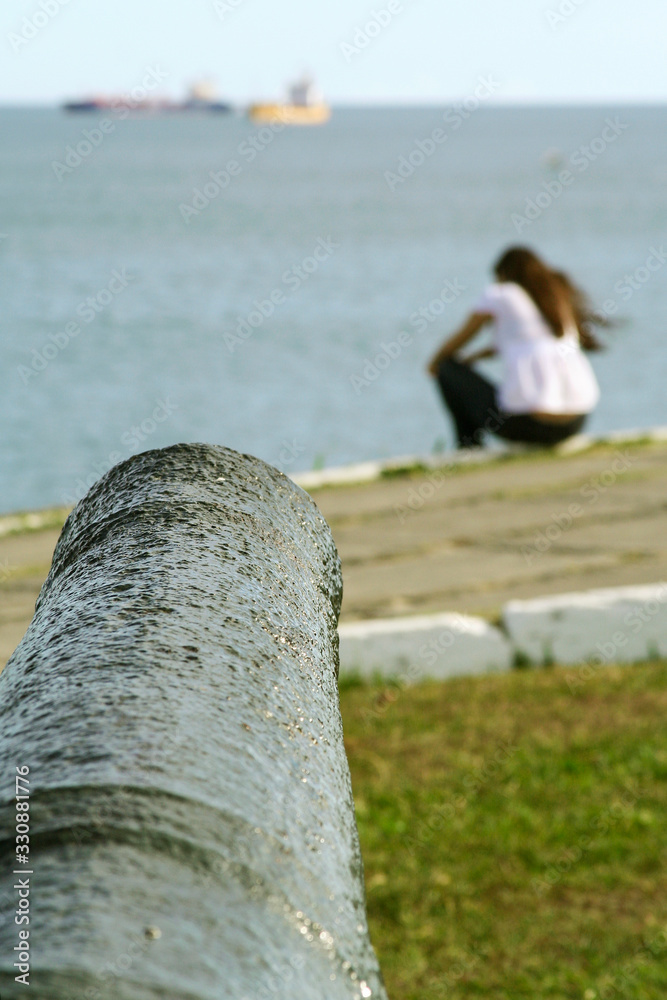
[1,105,665,514]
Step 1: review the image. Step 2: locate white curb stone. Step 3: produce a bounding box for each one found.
[504,583,667,666]
[291,426,667,492]
[338,613,513,682]
[294,460,386,491]
[293,446,508,491]
[0,508,69,539]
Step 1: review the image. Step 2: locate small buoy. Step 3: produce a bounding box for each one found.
[144,926,162,940]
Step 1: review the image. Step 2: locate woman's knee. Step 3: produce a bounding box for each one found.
[436,357,465,385]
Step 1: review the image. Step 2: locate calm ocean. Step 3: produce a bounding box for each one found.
[1,105,665,514]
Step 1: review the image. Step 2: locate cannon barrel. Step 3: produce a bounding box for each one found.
[0,444,387,1000]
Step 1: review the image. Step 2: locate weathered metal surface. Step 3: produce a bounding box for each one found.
[0,443,387,1000]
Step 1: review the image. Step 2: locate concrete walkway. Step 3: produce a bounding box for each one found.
[315,440,667,623]
[1,439,666,669]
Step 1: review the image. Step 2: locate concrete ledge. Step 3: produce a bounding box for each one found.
[292,426,667,492]
[338,613,513,682]
[504,583,667,666]
[293,448,501,492]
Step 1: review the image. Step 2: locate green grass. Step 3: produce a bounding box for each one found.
[0,506,70,539]
[340,661,667,1000]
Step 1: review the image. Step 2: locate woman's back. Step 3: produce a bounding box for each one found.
[474,281,600,414]
[476,281,572,344]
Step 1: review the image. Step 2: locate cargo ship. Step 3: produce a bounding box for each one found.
[248,76,330,126]
[63,80,231,114]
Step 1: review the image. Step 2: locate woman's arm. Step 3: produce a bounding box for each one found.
[459,346,498,364]
[427,312,493,375]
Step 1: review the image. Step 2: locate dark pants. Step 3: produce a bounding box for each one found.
[435,358,587,449]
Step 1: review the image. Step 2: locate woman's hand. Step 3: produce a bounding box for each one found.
[459,347,497,365]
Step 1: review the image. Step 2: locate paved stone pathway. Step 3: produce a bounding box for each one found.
[1,441,665,668]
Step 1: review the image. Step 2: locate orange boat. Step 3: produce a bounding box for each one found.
[249,76,330,126]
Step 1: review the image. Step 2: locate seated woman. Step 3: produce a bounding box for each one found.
[427,246,605,449]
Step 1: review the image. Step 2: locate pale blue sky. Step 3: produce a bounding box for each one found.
[1,0,666,105]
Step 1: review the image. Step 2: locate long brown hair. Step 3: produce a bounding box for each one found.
[493,246,605,350]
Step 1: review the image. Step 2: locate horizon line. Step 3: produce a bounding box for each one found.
[2,97,667,109]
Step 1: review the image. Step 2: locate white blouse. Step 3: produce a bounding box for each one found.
[474,282,600,415]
